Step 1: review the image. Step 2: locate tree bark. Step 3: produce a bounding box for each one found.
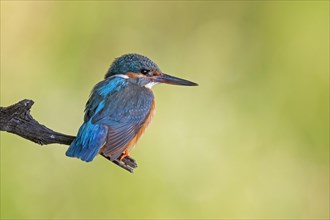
[0,99,137,173]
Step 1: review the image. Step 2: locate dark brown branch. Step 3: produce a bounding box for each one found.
[0,99,75,145]
[0,99,137,173]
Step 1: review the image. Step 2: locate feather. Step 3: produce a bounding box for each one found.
[66,75,155,162]
[96,84,154,160]
[66,76,128,162]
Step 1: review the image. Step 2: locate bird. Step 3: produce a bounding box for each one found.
[65,53,198,169]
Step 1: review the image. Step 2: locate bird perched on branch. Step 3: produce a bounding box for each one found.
[66,54,198,169]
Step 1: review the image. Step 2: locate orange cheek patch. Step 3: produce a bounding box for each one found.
[126,72,143,79]
[153,71,162,76]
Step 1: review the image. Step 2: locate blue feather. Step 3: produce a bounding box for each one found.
[66,76,128,162]
[66,121,108,162]
[92,83,154,159]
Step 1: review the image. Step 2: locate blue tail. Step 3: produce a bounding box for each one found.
[66,121,108,162]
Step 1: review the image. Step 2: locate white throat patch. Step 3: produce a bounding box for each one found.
[144,82,159,89]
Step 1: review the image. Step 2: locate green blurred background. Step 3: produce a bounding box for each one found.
[1,1,329,219]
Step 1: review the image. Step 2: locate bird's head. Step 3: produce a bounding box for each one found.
[105,53,198,88]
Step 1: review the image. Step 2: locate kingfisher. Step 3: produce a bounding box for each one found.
[66,53,197,171]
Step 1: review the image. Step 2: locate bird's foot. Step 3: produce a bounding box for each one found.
[101,153,137,173]
[119,150,129,161]
[119,150,137,168]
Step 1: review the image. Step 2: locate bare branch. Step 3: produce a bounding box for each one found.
[0,99,75,145]
[0,99,137,173]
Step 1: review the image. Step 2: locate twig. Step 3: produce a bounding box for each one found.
[0,99,137,173]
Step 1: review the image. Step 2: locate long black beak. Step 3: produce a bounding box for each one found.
[154,73,198,86]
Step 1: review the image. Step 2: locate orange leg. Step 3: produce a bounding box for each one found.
[119,149,129,161]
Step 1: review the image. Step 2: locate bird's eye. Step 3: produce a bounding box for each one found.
[141,69,150,75]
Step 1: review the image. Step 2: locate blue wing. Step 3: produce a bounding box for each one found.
[66,76,128,162]
[93,83,154,160]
